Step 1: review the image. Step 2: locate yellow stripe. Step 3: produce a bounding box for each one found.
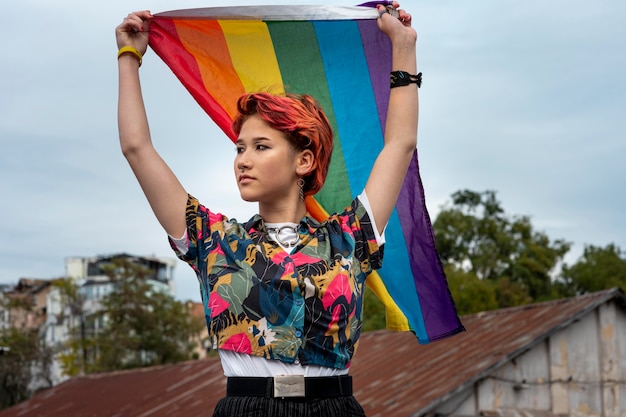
[219,20,285,94]
[366,271,410,332]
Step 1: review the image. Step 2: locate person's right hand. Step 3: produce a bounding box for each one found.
[115,10,153,55]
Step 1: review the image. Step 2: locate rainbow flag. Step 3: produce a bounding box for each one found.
[149,4,464,343]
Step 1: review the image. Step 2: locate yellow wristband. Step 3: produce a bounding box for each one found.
[117,46,142,67]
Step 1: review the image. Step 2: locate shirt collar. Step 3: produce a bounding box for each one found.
[245,213,322,235]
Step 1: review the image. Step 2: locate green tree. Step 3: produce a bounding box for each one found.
[433,190,571,308]
[444,266,499,315]
[560,244,626,295]
[362,286,386,332]
[59,257,204,375]
[492,276,533,308]
[52,278,89,376]
[92,257,204,372]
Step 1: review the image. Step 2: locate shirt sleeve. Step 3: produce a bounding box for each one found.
[345,196,385,271]
[168,230,189,255]
[167,194,247,278]
[357,190,386,246]
[166,194,209,274]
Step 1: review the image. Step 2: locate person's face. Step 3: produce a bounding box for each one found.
[234,114,301,203]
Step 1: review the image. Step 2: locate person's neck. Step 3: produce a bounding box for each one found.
[259,200,307,224]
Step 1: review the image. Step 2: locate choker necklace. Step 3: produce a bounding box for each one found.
[266,225,300,248]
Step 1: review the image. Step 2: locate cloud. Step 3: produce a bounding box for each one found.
[1,0,625,302]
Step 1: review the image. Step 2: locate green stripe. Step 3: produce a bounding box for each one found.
[267,21,352,212]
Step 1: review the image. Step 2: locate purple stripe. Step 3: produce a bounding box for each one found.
[357,20,392,131]
[357,1,393,7]
[397,152,464,340]
[359,19,429,340]
[359,15,464,340]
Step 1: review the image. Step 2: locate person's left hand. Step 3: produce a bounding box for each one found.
[376,2,417,45]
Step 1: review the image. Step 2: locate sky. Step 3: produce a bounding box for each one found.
[1,0,624,303]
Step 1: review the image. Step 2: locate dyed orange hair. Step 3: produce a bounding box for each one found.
[231,92,334,197]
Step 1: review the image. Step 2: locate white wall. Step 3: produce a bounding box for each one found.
[430,300,626,417]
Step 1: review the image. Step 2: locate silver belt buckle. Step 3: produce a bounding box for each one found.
[273,375,305,398]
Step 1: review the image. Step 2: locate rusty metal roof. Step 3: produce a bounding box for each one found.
[352,287,625,417]
[2,288,623,417]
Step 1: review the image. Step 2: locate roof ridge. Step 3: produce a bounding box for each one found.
[461,287,623,319]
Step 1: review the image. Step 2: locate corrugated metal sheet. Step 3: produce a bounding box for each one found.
[352,288,624,417]
[480,409,568,417]
[1,288,622,417]
[1,358,227,417]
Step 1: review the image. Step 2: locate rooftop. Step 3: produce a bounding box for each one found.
[2,288,623,417]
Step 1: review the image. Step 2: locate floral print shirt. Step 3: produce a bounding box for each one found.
[169,194,384,370]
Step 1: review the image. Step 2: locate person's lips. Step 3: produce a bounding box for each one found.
[238,175,254,185]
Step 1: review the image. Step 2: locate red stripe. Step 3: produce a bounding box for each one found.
[149,18,244,142]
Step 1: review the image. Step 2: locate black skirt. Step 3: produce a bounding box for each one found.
[212,395,367,417]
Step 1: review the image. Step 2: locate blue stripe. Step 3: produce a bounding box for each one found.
[355,20,429,340]
[382,212,429,341]
[315,20,428,340]
[314,20,381,194]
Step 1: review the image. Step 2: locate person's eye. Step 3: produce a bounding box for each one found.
[235,147,245,154]
[256,144,269,151]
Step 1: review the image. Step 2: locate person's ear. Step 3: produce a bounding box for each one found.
[296,149,315,176]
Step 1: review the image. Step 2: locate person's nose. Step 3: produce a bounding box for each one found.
[237,156,250,173]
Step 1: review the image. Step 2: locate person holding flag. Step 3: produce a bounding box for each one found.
[116,2,420,416]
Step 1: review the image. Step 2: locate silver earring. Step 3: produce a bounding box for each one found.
[297,178,305,201]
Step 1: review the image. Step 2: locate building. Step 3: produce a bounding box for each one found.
[0,278,56,395]
[187,300,211,360]
[2,288,624,417]
[43,253,178,385]
[0,278,52,331]
[64,253,177,294]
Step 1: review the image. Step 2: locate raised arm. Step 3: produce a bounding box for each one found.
[116,11,188,238]
[364,2,419,235]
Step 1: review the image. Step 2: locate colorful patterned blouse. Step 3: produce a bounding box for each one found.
[169,194,384,370]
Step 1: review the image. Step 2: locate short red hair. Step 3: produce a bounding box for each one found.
[231,92,334,197]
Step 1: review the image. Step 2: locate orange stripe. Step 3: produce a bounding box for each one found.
[173,20,245,125]
[305,196,329,221]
